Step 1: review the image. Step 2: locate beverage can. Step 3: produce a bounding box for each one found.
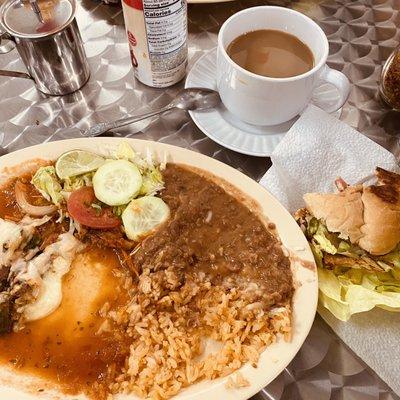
[121,0,188,88]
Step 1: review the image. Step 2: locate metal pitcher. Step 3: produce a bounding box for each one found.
[0,0,90,96]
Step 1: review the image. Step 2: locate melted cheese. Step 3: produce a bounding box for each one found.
[0,215,51,269]
[22,232,84,322]
[0,219,23,266]
[23,257,69,321]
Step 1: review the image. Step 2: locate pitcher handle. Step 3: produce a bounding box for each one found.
[0,70,32,79]
[0,31,33,80]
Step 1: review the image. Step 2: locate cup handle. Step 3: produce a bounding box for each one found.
[0,32,32,80]
[0,31,15,55]
[318,65,350,113]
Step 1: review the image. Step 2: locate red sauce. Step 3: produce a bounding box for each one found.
[0,175,51,221]
[0,248,129,398]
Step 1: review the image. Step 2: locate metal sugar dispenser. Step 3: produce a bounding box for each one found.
[0,0,90,95]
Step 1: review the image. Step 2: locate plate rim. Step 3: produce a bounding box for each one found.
[0,137,318,400]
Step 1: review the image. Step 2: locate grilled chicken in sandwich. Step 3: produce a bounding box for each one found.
[296,167,400,321]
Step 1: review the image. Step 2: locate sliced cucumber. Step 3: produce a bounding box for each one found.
[122,196,170,241]
[93,160,142,206]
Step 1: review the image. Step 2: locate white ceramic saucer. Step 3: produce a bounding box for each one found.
[185,48,342,157]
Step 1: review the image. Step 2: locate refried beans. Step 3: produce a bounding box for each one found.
[134,164,293,308]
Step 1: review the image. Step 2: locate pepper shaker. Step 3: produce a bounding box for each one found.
[380,45,400,111]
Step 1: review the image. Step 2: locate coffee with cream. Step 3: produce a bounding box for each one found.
[226,29,314,78]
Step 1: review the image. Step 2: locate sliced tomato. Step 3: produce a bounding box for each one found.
[67,186,121,229]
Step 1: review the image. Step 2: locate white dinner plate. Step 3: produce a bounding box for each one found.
[185,48,342,157]
[0,137,317,400]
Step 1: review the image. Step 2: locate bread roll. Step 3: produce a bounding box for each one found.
[303,168,400,255]
[359,168,400,255]
[304,186,364,243]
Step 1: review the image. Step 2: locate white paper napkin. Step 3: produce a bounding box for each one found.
[260,104,400,396]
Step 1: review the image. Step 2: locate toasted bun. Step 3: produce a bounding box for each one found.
[359,168,400,255]
[303,168,400,255]
[304,186,364,243]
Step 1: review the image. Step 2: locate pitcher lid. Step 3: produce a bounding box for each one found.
[0,0,76,38]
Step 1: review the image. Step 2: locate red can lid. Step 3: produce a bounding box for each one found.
[123,0,143,11]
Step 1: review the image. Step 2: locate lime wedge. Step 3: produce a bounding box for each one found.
[122,196,170,241]
[55,150,105,179]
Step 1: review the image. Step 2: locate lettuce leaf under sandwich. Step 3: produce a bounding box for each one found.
[296,210,400,321]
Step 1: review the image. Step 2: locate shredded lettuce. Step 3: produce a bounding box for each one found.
[31,166,64,206]
[299,215,400,320]
[115,142,136,161]
[305,218,392,269]
[114,142,149,172]
[139,167,164,196]
[63,172,94,192]
[114,142,165,198]
[313,223,337,255]
[337,241,351,253]
[114,141,168,174]
[112,204,128,217]
[310,243,324,269]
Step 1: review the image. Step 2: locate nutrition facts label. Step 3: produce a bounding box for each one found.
[143,0,187,55]
[122,0,187,87]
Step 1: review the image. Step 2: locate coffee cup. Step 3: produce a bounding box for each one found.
[217,6,350,126]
